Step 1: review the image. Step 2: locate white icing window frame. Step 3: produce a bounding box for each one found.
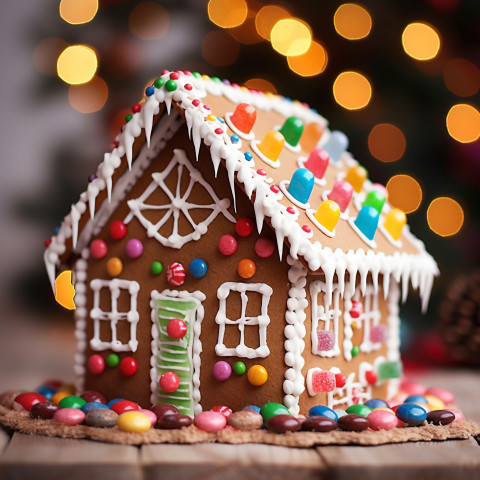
[215,282,272,359]
[354,285,382,354]
[89,278,140,353]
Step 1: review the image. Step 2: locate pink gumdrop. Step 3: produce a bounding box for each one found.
[194,411,227,432]
[218,234,237,256]
[139,409,157,426]
[254,237,275,258]
[304,147,329,179]
[54,407,86,426]
[367,410,398,431]
[400,379,426,396]
[425,387,455,405]
[327,180,353,213]
[446,408,465,423]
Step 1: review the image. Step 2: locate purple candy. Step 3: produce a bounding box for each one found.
[125,238,144,258]
[212,361,232,381]
[317,330,335,351]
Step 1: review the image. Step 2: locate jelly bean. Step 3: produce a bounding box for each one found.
[424,394,445,411]
[81,402,109,414]
[400,379,426,396]
[308,405,338,421]
[261,402,290,422]
[30,401,59,419]
[367,410,398,431]
[86,409,118,428]
[301,416,337,432]
[117,411,152,433]
[151,403,179,419]
[337,414,370,432]
[81,390,107,404]
[156,414,193,429]
[139,409,157,426]
[247,364,268,386]
[211,405,233,419]
[425,387,455,405]
[51,391,71,404]
[59,395,87,409]
[35,385,56,400]
[194,411,227,432]
[110,400,139,415]
[228,410,263,430]
[426,410,455,426]
[54,407,86,426]
[243,405,261,414]
[107,398,124,408]
[364,398,389,409]
[346,404,372,417]
[266,414,301,433]
[14,392,47,411]
[446,408,465,423]
[395,403,427,426]
[404,395,428,404]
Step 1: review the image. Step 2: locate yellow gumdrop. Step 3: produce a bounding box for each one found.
[345,165,367,193]
[247,365,268,386]
[383,208,406,241]
[257,130,285,162]
[117,411,152,433]
[51,391,72,404]
[424,394,445,411]
[314,200,340,233]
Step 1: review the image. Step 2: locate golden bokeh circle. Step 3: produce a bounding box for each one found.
[287,41,328,77]
[57,45,98,85]
[334,3,372,40]
[446,104,480,143]
[427,197,464,237]
[333,71,372,110]
[208,0,248,29]
[402,22,440,61]
[270,18,312,57]
[368,123,406,162]
[386,174,422,214]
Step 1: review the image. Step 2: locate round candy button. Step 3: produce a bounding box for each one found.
[218,234,237,255]
[233,361,246,375]
[90,239,107,259]
[120,357,138,377]
[87,354,105,375]
[106,353,120,368]
[248,365,268,386]
[166,318,187,339]
[109,220,127,240]
[151,261,163,275]
[106,257,123,277]
[125,239,144,258]
[235,217,254,237]
[238,259,256,279]
[213,361,232,381]
[189,258,207,278]
[159,372,180,393]
[254,237,275,258]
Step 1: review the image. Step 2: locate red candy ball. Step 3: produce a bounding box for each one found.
[88,354,105,375]
[166,318,187,339]
[90,239,108,259]
[14,392,47,411]
[109,220,127,240]
[254,237,275,258]
[110,400,139,414]
[159,372,180,393]
[120,357,138,377]
[335,373,347,388]
[235,217,254,237]
[365,370,378,385]
[218,234,238,255]
[211,405,233,419]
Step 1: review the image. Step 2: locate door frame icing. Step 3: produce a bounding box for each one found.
[150,289,206,415]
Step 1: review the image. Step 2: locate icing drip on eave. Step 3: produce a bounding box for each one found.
[44,71,438,311]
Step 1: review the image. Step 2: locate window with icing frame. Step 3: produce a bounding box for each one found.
[215,282,272,359]
[89,278,140,352]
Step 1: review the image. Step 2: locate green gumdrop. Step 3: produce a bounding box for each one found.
[363,190,386,214]
[106,353,120,368]
[346,404,373,417]
[378,361,403,381]
[59,395,86,409]
[233,361,246,375]
[260,402,290,422]
[278,116,304,147]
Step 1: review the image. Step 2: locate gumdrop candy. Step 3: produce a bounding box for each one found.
[370,324,388,343]
[349,300,363,318]
[311,370,336,393]
[317,330,335,351]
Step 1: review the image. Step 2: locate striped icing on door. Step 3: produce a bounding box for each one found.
[150,290,205,416]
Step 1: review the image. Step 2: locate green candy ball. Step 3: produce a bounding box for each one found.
[154,77,165,89]
[59,395,86,409]
[260,402,290,422]
[351,345,360,357]
[233,361,246,375]
[346,404,373,418]
[151,261,163,275]
[106,353,120,368]
[165,79,177,92]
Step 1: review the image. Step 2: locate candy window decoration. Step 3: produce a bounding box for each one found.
[89,279,140,352]
[215,282,273,359]
[124,149,235,249]
[310,281,342,357]
[326,366,371,409]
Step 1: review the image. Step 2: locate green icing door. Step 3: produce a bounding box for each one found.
[150,290,205,416]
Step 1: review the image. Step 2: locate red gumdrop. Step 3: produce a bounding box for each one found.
[335,373,347,388]
[218,234,238,255]
[109,220,127,240]
[88,354,105,375]
[159,372,180,393]
[90,239,108,259]
[120,357,138,377]
[235,217,254,237]
[14,392,47,411]
[254,237,275,258]
[365,370,378,385]
[230,103,256,134]
[166,318,187,339]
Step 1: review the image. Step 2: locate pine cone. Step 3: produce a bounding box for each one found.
[439,271,480,366]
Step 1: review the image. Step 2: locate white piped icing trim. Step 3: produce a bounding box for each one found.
[44,70,438,314]
[283,256,308,415]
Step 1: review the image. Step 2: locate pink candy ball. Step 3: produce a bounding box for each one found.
[125,238,144,258]
[54,407,86,426]
[194,411,227,432]
[425,387,455,405]
[90,239,108,259]
[88,354,105,375]
[254,237,275,258]
[400,379,426,396]
[212,361,232,381]
[139,408,157,426]
[367,410,398,431]
[218,234,237,256]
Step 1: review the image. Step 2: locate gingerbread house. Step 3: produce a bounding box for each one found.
[44,70,438,417]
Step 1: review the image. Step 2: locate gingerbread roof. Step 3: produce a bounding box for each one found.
[44,70,438,310]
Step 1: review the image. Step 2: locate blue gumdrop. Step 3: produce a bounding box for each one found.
[243,405,261,414]
[404,395,428,405]
[145,86,155,97]
[35,385,56,400]
[308,405,338,421]
[364,398,389,409]
[395,403,427,426]
[287,168,315,204]
[354,206,380,241]
[322,130,349,163]
[107,398,123,408]
[81,402,110,414]
[189,258,207,279]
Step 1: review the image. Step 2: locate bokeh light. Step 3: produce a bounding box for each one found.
[287,41,328,77]
[59,0,98,25]
[333,71,372,110]
[446,104,480,143]
[34,38,69,76]
[57,45,98,85]
[68,76,108,113]
[244,78,277,94]
[202,30,241,67]
[208,0,248,29]
[228,2,263,45]
[129,2,169,40]
[443,59,480,97]
[334,3,372,40]
[368,123,406,162]
[270,18,312,56]
[402,22,440,61]
[255,5,290,40]
[427,197,464,236]
[386,174,422,214]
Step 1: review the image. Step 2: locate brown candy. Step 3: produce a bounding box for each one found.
[85,409,118,428]
[426,409,455,426]
[81,390,107,404]
[301,416,337,432]
[151,403,179,419]
[337,414,370,432]
[228,410,263,430]
[30,401,59,419]
[266,414,301,433]
[156,413,193,429]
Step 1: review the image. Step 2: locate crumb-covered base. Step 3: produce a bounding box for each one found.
[1,405,479,448]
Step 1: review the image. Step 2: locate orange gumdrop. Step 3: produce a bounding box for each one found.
[230,103,256,134]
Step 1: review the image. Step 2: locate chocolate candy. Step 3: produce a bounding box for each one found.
[110,400,139,415]
[151,403,179,419]
[14,392,47,411]
[260,402,290,422]
[156,413,193,429]
[426,409,455,426]
[367,410,397,431]
[85,408,118,428]
[308,405,338,421]
[266,414,301,433]
[117,411,152,433]
[54,407,86,426]
[395,404,427,426]
[228,410,263,430]
[194,411,227,432]
[81,402,110,414]
[81,390,107,404]
[30,401,59,419]
[301,416,337,432]
[337,414,370,432]
[59,395,87,409]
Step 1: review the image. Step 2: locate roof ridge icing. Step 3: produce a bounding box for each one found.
[44,70,438,311]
